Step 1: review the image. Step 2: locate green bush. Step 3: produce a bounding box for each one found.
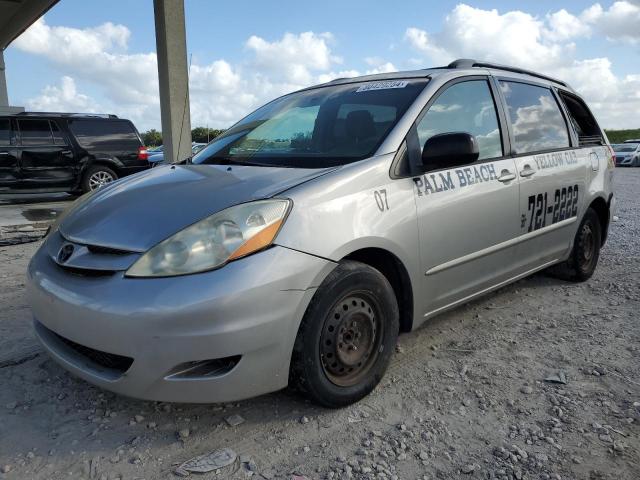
[605,129,640,144]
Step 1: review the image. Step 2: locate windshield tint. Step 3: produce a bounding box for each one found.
[193,79,428,168]
[613,144,637,152]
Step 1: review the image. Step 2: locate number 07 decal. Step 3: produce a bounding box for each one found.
[374,189,389,212]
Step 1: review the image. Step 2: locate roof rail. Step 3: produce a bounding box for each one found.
[446,59,567,87]
[15,112,119,119]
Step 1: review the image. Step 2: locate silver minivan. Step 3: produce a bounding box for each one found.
[27,59,615,407]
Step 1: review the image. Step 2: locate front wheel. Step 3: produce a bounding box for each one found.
[290,261,399,408]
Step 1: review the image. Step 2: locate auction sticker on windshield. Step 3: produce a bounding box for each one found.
[356,80,408,92]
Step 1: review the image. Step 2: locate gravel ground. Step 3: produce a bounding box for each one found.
[0,170,638,480]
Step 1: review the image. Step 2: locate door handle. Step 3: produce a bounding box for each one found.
[0,152,8,156]
[497,169,516,183]
[519,165,536,177]
[61,150,72,154]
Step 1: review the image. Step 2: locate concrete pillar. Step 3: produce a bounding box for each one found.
[0,50,8,107]
[153,0,191,163]
[0,50,23,115]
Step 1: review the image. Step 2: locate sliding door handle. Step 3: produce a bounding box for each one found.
[519,165,536,177]
[497,169,516,183]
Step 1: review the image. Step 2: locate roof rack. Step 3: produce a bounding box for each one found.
[446,59,567,87]
[15,112,119,119]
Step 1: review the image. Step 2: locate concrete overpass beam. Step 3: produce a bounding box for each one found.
[153,0,192,163]
[0,50,9,107]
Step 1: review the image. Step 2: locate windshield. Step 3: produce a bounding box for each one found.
[613,144,638,152]
[193,79,428,168]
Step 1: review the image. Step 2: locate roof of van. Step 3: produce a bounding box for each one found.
[318,58,572,91]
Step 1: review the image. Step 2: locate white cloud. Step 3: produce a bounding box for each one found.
[544,9,591,42]
[246,32,341,85]
[26,76,97,113]
[15,19,358,131]
[406,5,574,70]
[364,57,397,75]
[582,1,640,44]
[13,5,640,132]
[405,3,640,128]
[13,18,154,106]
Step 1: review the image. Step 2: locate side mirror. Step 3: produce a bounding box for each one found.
[422,132,479,170]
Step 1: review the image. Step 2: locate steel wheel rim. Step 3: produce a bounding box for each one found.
[320,293,383,387]
[580,223,595,263]
[89,171,114,190]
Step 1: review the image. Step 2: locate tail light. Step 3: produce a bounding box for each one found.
[606,145,616,168]
[138,146,149,161]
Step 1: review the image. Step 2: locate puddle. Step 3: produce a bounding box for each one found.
[21,208,63,222]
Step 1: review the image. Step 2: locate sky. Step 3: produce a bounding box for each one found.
[4,0,640,132]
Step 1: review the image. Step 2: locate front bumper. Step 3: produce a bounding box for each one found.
[27,242,335,403]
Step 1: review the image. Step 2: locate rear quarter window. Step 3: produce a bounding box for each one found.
[69,119,141,150]
[557,92,603,146]
[499,81,570,154]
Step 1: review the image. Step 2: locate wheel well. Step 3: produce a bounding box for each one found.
[85,160,120,176]
[588,197,609,245]
[343,248,414,333]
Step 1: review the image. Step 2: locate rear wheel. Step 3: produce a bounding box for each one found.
[81,165,117,193]
[290,261,399,408]
[552,208,602,282]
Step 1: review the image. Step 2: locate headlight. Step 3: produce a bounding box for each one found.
[126,199,291,277]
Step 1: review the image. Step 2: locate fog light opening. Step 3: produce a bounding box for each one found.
[165,355,241,380]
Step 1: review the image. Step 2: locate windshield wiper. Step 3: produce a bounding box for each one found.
[199,156,266,167]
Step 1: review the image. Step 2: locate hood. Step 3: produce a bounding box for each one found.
[60,164,334,252]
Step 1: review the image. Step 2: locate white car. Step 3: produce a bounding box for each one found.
[613,142,640,167]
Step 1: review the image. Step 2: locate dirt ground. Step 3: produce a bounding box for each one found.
[0,170,638,480]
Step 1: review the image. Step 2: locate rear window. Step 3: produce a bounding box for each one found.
[499,81,570,154]
[557,91,603,146]
[18,119,54,146]
[0,119,11,146]
[69,119,141,150]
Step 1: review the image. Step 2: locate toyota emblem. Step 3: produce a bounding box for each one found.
[57,244,75,263]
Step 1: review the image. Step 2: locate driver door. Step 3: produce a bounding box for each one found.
[410,78,521,317]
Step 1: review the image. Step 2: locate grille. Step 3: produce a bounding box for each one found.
[52,330,133,373]
[57,264,116,277]
[86,244,131,255]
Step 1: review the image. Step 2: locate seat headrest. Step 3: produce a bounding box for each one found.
[345,110,376,142]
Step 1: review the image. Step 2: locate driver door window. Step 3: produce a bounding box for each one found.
[417,80,503,165]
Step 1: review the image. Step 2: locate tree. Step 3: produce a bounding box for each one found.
[141,129,162,146]
[191,127,225,143]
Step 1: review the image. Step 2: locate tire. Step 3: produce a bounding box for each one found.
[553,208,602,282]
[81,165,117,193]
[290,260,399,408]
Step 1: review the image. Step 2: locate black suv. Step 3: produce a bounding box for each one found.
[0,112,150,193]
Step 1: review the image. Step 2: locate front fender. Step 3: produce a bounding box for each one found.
[275,154,422,312]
